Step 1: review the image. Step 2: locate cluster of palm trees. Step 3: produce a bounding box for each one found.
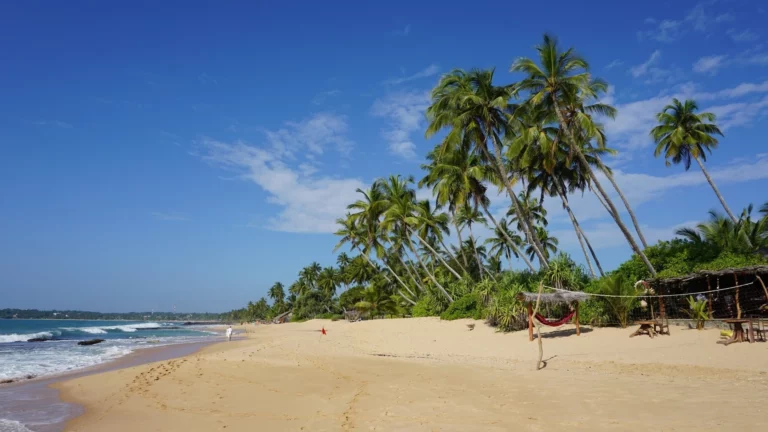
[229,34,753,319]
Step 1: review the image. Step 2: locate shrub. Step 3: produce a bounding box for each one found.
[440,293,482,320]
[593,275,639,328]
[485,289,527,332]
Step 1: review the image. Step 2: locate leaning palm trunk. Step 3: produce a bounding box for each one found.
[438,237,469,276]
[396,253,426,294]
[414,234,463,280]
[466,224,486,279]
[355,245,390,283]
[397,291,416,305]
[596,156,649,249]
[366,247,417,296]
[452,211,470,268]
[551,99,657,276]
[578,224,604,277]
[480,201,536,272]
[481,140,549,268]
[387,257,418,299]
[695,156,738,223]
[554,182,598,278]
[406,237,454,302]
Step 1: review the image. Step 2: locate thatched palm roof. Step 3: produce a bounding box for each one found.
[648,266,768,287]
[517,291,588,304]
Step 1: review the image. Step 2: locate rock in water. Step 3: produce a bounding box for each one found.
[27,337,49,342]
[77,339,105,346]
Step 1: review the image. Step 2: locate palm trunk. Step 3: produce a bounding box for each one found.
[466,224,486,279]
[388,257,418,299]
[554,182,597,278]
[407,237,454,302]
[355,246,390,282]
[363,247,416,295]
[694,156,738,223]
[414,233,463,280]
[551,99,656,277]
[397,253,425,294]
[452,210,470,268]
[398,291,416,305]
[578,224,605,277]
[438,237,469,275]
[596,157,649,248]
[473,125,547,267]
[480,201,536,272]
[480,141,549,268]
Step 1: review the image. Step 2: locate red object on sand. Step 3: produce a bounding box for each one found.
[321,327,327,335]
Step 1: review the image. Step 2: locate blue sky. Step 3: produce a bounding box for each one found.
[2,0,767,312]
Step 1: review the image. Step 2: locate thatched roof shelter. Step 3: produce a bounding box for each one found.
[648,265,768,288]
[517,291,588,305]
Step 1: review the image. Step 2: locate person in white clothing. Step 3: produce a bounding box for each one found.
[226,326,233,341]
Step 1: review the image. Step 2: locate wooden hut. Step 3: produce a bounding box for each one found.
[646,266,768,321]
[517,291,588,341]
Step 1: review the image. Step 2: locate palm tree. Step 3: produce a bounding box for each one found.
[511,34,657,276]
[484,218,533,271]
[651,98,736,222]
[268,282,285,307]
[379,175,454,302]
[318,267,339,298]
[676,206,767,254]
[507,192,547,232]
[412,199,464,279]
[455,205,488,279]
[526,227,558,265]
[426,69,550,267]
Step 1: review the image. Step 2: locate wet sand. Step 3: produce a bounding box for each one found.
[57,318,768,431]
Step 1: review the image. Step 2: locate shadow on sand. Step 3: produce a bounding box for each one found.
[536,327,593,339]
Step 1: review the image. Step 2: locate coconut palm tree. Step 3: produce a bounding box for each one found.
[651,98,736,222]
[676,206,768,254]
[507,192,547,232]
[317,267,339,299]
[426,69,550,267]
[526,227,559,265]
[484,218,531,271]
[268,282,285,307]
[511,34,657,276]
[455,205,489,279]
[413,199,465,278]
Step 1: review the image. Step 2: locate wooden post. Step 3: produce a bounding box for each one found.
[574,302,581,336]
[756,275,768,302]
[527,302,534,342]
[706,276,713,319]
[734,273,741,319]
[657,284,666,320]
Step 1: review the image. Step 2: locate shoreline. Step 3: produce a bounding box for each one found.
[0,337,226,432]
[50,318,768,431]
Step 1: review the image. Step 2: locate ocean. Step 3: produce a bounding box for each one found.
[0,319,219,432]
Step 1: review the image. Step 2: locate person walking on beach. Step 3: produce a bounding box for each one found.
[226,326,233,341]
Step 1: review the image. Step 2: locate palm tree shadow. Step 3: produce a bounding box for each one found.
[537,327,593,339]
[538,355,558,370]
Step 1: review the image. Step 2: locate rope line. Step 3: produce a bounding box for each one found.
[543,281,755,299]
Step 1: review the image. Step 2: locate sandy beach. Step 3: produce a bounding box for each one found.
[56,318,768,431]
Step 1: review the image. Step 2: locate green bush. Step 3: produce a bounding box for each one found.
[316,313,343,320]
[440,293,483,320]
[412,298,438,317]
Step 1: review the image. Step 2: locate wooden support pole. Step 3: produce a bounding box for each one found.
[734,273,741,319]
[527,302,534,342]
[707,276,713,319]
[756,275,768,302]
[657,284,666,320]
[574,302,581,336]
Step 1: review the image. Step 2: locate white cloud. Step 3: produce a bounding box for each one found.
[394,24,411,36]
[383,64,440,85]
[605,60,624,70]
[693,55,728,74]
[265,113,353,157]
[200,137,365,233]
[311,89,341,105]
[371,91,430,159]
[630,50,662,77]
[706,95,768,129]
[638,19,682,42]
[638,3,731,42]
[150,212,189,221]
[715,13,734,23]
[727,28,758,42]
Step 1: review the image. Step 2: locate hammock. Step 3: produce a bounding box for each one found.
[535,310,576,327]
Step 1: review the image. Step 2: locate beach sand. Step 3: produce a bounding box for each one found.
[56,318,768,431]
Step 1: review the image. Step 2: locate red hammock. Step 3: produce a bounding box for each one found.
[535,310,576,327]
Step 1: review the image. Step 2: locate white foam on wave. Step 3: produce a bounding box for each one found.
[60,322,165,334]
[0,332,55,344]
[0,419,34,432]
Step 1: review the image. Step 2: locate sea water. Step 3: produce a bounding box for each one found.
[0,319,218,431]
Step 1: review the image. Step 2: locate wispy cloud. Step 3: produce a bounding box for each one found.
[630,50,662,77]
[605,60,624,70]
[264,112,354,157]
[638,2,730,42]
[311,89,341,105]
[383,64,440,85]
[371,91,430,160]
[198,73,219,85]
[693,54,729,75]
[727,28,759,42]
[29,120,73,129]
[394,24,411,36]
[628,50,680,84]
[150,212,189,221]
